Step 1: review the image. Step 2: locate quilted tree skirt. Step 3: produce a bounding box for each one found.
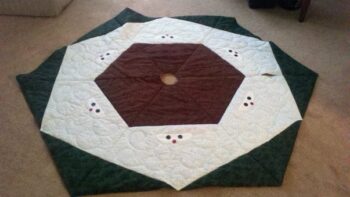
[17,8,318,196]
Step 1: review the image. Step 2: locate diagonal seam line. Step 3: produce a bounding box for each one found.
[198,16,220,45]
[96,76,160,80]
[178,75,244,80]
[120,46,232,125]
[176,75,242,123]
[108,15,155,79]
[129,85,164,126]
[167,17,237,127]
[146,52,165,74]
[177,87,217,122]
[76,163,101,189]
[120,44,186,125]
[174,45,201,75]
[174,17,221,122]
[95,77,163,126]
[109,59,160,79]
[216,113,282,185]
[112,62,133,78]
[249,154,281,184]
[229,132,281,184]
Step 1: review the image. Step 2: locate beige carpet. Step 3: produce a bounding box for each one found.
[0,0,349,196]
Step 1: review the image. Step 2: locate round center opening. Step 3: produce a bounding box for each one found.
[160,73,178,85]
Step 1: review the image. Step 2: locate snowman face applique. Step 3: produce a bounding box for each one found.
[239,91,255,111]
[97,50,118,63]
[87,98,103,116]
[157,133,192,144]
[227,48,242,61]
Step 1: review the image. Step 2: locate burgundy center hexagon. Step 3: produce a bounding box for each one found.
[95,43,244,127]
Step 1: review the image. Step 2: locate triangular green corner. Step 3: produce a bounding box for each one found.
[270,42,317,76]
[41,133,168,196]
[248,121,301,182]
[16,47,67,125]
[270,42,318,117]
[282,75,317,117]
[185,121,301,189]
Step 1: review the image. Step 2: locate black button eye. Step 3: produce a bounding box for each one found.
[106,53,110,56]
[95,109,100,113]
[228,49,233,53]
[178,135,183,139]
[91,102,96,106]
[244,103,248,107]
[166,135,171,140]
[247,96,251,100]
[170,36,174,39]
[161,36,165,38]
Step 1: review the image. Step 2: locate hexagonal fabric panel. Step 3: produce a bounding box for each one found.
[95,43,244,126]
[16,8,318,196]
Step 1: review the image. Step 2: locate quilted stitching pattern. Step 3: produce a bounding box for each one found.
[16,8,318,196]
[39,16,302,189]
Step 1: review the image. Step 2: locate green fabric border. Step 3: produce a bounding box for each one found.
[41,133,168,196]
[16,8,318,196]
[16,47,67,125]
[186,121,301,188]
[269,42,318,117]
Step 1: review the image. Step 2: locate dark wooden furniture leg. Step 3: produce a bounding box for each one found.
[299,0,311,22]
